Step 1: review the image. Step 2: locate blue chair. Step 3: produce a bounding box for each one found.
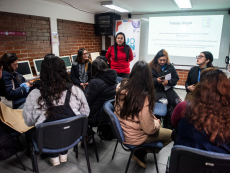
[167,145,230,173]
[153,102,167,117]
[103,99,163,173]
[29,115,91,173]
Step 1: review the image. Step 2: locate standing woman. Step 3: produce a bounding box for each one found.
[105,32,133,78]
[0,53,32,109]
[70,48,92,92]
[185,51,213,94]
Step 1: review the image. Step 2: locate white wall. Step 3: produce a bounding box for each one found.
[121,10,230,68]
[0,0,94,24]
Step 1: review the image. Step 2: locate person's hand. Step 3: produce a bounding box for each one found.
[187,84,195,91]
[80,83,86,90]
[25,82,32,88]
[85,82,89,86]
[28,81,33,85]
[157,77,164,84]
[157,119,161,125]
[0,66,3,79]
[162,79,168,86]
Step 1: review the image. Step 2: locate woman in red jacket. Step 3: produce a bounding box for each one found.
[106,32,134,78]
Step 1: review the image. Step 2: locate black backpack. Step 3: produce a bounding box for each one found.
[0,79,6,97]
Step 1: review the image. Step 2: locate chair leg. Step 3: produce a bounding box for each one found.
[75,144,78,158]
[15,153,26,171]
[30,144,39,173]
[112,140,118,160]
[84,137,91,173]
[152,149,159,173]
[92,133,99,162]
[125,150,134,173]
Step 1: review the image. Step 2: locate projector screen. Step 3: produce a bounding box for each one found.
[148,15,224,59]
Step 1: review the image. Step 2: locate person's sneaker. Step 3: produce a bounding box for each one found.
[49,156,60,166]
[59,154,67,162]
[132,152,147,169]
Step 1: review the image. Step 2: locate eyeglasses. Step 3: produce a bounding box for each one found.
[83,53,89,55]
[196,55,205,59]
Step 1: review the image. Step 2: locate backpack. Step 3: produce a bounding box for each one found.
[97,122,115,141]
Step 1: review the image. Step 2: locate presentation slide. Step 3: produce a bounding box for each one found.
[148,15,224,59]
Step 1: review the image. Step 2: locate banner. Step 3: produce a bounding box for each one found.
[116,19,141,69]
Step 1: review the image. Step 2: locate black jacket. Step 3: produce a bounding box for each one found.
[151,64,179,92]
[85,70,117,124]
[70,62,92,86]
[185,66,208,93]
[2,71,28,109]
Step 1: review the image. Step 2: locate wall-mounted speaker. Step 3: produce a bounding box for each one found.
[128,13,131,18]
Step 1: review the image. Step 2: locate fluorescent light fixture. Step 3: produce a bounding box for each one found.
[174,0,192,9]
[101,1,131,13]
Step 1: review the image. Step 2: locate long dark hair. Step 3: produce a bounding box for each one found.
[75,48,91,71]
[114,32,131,62]
[149,49,170,73]
[116,61,155,120]
[92,58,108,77]
[37,56,72,117]
[186,68,230,144]
[0,53,18,74]
[201,51,213,67]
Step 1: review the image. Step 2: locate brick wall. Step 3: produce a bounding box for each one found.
[57,19,102,56]
[176,69,189,86]
[0,12,51,75]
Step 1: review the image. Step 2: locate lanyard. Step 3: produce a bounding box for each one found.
[198,66,206,82]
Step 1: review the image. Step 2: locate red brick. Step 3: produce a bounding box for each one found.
[37,28,47,32]
[20,41,32,45]
[13,36,26,41]
[38,37,50,41]
[31,32,43,36]
[18,22,31,27]
[21,49,35,54]
[0,50,7,55]
[11,50,21,54]
[26,32,32,36]
[17,54,28,58]
[14,45,27,50]
[27,45,39,49]
[31,16,42,20]
[42,25,50,29]
[24,18,37,24]
[31,23,43,28]
[27,53,40,58]
[10,17,24,22]
[32,41,43,44]
[4,41,19,45]
[36,20,47,25]
[42,33,50,37]
[0,45,14,50]
[0,41,4,45]
[26,36,38,41]
[0,16,10,21]
[0,26,12,31]
[25,28,38,32]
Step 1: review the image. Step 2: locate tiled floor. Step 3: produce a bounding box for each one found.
[0,89,186,173]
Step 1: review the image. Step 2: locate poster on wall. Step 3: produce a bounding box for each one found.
[116,19,141,69]
[51,32,59,45]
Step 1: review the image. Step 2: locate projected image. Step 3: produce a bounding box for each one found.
[148,15,224,59]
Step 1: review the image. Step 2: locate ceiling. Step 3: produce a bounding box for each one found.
[41,0,230,14]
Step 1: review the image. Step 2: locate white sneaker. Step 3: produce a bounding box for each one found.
[49,156,60,166]
[59,154,67,162]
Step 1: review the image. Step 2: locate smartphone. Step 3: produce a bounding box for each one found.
[161,76,165,80]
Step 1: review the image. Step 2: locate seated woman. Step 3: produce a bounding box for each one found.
[185,51,213,95]
[149,49,179,129]
[23,56,90,166]
[85,58,117,125]
[115,61,172,169]
[70,48,92,92]
[172,68,230,153]
[0,53,32,109]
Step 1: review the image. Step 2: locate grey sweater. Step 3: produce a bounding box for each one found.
[23,86,90,127]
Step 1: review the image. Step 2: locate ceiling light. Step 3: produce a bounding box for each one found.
[174,0,192,9]
[101,1,131,13]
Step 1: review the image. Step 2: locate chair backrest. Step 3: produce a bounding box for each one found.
[169,145,230,173]
[35,115,88,153]
[103,99,125,144]
[153,102,167,117]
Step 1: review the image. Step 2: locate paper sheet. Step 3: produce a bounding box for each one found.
[164,73,171,91]
[0,102,33,133]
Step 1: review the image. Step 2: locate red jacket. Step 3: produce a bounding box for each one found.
[105,45,133,74]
